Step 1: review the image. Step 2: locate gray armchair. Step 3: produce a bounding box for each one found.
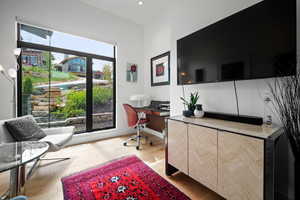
[0,117,74,150]
[0,116,74,178]
[39,126,74,152]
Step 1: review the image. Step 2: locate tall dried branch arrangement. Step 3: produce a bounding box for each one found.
[268,72,300,159]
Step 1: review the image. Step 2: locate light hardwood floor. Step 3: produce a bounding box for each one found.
[0,134,224,200]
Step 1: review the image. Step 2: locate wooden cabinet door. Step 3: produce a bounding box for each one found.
[167,120,188,174]
[188,124,218,192]
[218,131,264,200]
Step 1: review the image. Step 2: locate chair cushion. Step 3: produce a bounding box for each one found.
[0,119,16,143]
[4,115,46,141]
[39,130,73,151]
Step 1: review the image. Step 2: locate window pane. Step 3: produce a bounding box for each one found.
[92,59,114,130]
[19,24,115,133]
[20,24,114,57]
[49,52,87,133]
[51,32,114,57]
[21,48,50,128]
[20,24,52,46]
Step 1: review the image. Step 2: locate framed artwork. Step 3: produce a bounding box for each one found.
[126,63,138,82]
[151,51,170,86]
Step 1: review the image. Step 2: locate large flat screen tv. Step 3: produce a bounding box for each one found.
[177,0,297,85]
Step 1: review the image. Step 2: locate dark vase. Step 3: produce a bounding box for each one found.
[295,158,300,200]
[183,110,193,117]
[288,136,300,200]
[189,106,196,113]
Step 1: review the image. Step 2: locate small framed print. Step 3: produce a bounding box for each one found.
[151,51,170,86]
[126,63,138,82]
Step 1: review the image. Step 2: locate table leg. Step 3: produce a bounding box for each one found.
[9,167,20,198]
[1,166,26,200]
[20,165,26,194]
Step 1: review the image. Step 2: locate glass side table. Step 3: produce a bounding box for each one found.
[0,141,49,199]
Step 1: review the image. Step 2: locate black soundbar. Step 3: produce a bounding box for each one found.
[204,111,263,125]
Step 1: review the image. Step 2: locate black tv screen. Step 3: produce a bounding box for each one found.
[177,0,297,85]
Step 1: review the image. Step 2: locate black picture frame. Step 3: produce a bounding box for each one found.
[151,51,170,87]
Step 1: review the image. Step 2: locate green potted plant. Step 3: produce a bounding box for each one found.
[181,92,199,117]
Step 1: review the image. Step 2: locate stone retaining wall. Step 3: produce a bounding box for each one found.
[38,112,113,128]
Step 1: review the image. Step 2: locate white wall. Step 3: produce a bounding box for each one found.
[169,0,268,119]
[168,0,299,125]
[0,0,144,142]
[143,0,299,198]
[143,0,278,117]
[143,0,290,124]
[143,17,171,101]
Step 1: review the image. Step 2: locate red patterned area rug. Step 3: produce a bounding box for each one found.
[62,155,190,200]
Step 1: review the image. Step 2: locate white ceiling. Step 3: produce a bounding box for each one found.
[79,0,174,25]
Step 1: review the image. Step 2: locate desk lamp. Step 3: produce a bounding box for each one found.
[129,94,150,108]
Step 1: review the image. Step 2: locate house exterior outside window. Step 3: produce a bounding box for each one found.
[55,57,86,75]
[21,50,44,66]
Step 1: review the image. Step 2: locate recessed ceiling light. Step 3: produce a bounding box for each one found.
[138,1,143,5]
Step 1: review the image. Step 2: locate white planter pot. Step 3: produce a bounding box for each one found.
[194,109,204,118]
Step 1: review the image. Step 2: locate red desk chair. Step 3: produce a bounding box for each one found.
[123,104,152,150]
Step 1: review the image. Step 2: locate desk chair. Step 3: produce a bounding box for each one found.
[123,104,152,150]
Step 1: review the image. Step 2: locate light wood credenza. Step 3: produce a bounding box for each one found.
[166,116,283,200]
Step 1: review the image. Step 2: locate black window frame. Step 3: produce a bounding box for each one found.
[17,23,116,133]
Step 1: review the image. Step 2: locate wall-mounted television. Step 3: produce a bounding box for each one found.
[177,0,297,85]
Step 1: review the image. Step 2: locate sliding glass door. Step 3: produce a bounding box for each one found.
[49,53,87,132]
[92,59,115,130]
[21,49,51,121]
[18,23,116,134]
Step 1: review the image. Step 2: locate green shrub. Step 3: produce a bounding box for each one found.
[66,90,86,110]
[53,108,85,118]
[53,86,112,118]
[23,66,48,73]
[23,77,33,95]
[93,87,113,105]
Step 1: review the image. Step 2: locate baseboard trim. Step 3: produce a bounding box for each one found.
[66,128,134,146]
